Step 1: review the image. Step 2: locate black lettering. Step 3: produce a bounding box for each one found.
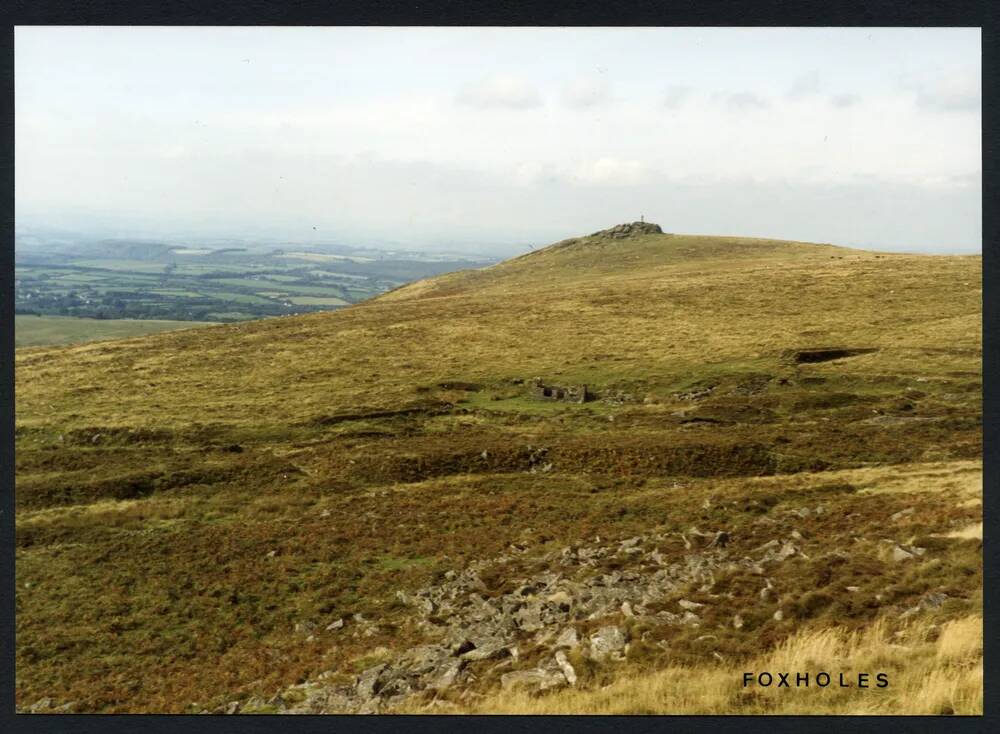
[743,672,754,687]
[876,673,889,688]
[839,672,849,687]
[759,672,773,687]
[858,673,869,688]
[796,672,809,687]
[778,672,790,687]
[817,672,830,687]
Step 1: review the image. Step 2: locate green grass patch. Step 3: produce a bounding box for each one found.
[15,315,215,348]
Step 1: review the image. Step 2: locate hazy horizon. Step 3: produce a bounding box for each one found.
[16,27,981,256]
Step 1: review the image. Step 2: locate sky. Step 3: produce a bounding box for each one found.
[15,27,981,254]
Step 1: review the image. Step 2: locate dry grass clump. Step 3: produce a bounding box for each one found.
[458,614,982,715]
[941,523,982,540]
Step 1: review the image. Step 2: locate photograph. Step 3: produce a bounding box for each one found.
[13,26,983,715]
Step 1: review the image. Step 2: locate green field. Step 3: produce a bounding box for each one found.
[287,296,351,306]
[15,315,216,348]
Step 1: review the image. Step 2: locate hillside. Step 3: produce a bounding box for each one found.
[15,315,216,348]
[15,224,982,714]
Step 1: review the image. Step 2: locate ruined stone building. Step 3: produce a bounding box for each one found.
[530,379,591,404]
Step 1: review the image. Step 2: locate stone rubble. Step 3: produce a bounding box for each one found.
[220,509,950,715]
[247,524,819,714]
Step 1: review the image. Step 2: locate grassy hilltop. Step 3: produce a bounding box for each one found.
[15,224,982,714]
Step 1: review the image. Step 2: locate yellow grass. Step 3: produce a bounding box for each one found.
[450,615,983,715]
[942,523,983,540]
[740,460,982,499]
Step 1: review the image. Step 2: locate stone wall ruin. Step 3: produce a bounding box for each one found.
[530,379,591,404]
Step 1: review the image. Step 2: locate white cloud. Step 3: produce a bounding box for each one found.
[787,70,822,99]
[572,158,648,187]
[456,74,542,109]
[830,93,860,108]
[663,85,692,110]
[561,76,611,108]
[719,92,770,110]
[14,27,981,253]
[911,71,980,112]
[511,160,548,186]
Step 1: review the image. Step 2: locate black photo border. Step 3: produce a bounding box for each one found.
[0,2,994,733]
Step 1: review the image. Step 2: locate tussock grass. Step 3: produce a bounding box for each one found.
[942,523,982,540]
[457,615,982,715]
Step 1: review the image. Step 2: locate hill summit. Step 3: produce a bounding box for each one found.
[590,221,664,238]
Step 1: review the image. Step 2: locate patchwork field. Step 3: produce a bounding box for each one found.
[15,239,493,323]
[15,223,982,714]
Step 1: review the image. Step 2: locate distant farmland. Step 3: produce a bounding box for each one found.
[15,239,495,323]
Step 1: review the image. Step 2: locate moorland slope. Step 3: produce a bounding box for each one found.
[15,224,982,713]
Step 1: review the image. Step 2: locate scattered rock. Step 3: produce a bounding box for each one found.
[460,638,510,662]
[27,698,53,713]
[900,592,949,620]
[681,611,701,625]
[253,527,801,712]
[591,221,664,238]
[554,627,580,650]
[430,660,463,691]
[355,664,387,699]
[546,591,573,609]
[554,650,577,686]
[589,626,627,660]
[512,602,545,632]
[500,668,565,692]
[674,386,715,401]
[922,592,948,609]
